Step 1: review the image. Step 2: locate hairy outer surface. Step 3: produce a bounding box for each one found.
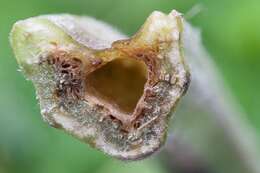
[10,10,190,160]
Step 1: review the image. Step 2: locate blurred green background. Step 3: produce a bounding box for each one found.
[0,0,259,173]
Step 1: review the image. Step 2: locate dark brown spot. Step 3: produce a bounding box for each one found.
[133,121,141,129]
[47,50,84,101]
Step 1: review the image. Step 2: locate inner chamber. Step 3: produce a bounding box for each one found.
[85,58,148,115]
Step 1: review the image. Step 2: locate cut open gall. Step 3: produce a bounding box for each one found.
[10,10,190,160]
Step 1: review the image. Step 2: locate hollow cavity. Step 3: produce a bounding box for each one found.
[85,58,148,115]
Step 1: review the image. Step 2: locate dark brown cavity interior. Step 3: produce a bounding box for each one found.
[85,58,148,115]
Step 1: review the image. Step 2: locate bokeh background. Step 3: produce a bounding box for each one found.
[0,0,259,173]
